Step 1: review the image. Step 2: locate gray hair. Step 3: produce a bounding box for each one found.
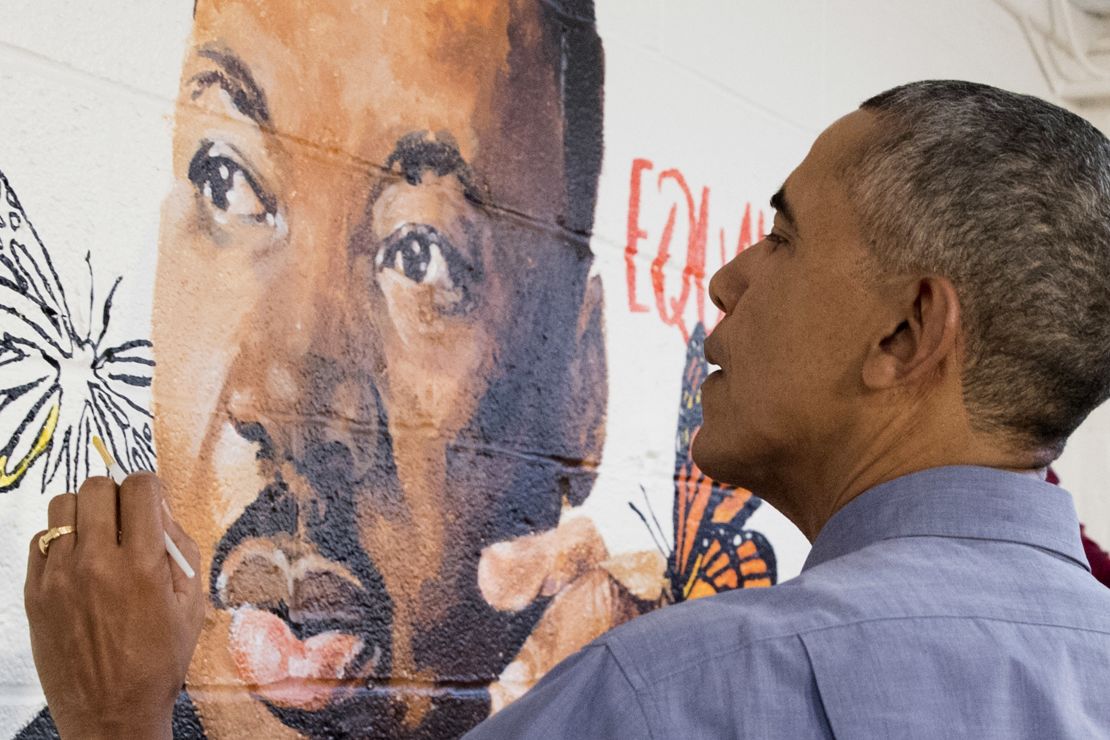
[851,80,1110,460]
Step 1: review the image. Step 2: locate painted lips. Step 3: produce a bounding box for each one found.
[229,606,366,710]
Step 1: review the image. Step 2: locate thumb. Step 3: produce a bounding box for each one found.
[161,503,204,616]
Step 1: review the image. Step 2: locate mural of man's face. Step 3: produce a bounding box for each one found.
[152,0,605,736]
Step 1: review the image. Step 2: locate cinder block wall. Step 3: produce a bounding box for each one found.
[1,1,1106,737]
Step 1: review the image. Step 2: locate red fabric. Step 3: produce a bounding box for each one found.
[1081,525,1110,588]
[1047,467,1110,588]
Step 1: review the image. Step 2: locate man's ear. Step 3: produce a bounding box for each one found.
[562,273,606,506]
[862,275,961,390]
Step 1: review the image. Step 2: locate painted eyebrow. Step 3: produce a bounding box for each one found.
[770,185,797,231]
[187,45,271,127]
[384,132,488,204]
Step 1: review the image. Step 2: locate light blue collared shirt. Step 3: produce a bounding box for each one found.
[466,466,1110,738]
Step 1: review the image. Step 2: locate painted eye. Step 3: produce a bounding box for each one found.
[375,225,454,286]
[375,224,477,312]
[188,141,277,225]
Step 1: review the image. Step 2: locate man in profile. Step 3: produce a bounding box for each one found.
[467,80,1110,736]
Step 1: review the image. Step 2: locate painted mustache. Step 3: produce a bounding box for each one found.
[209,414,397,712]
[211,482,393,685]
[205,418,504,737]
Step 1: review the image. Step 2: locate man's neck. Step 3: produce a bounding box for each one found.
[760,410,1043,542]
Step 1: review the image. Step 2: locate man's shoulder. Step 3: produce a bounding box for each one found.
[598,534,1110,689]
[595,556,873,687]
[479,534,1110,739]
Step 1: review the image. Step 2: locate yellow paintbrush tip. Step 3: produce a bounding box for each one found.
[91,435,115,468]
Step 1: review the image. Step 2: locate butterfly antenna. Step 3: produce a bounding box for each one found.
[626,492,666,554]
[640,484,670,550]
[84,252,94,343]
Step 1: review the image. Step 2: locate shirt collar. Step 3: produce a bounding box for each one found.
[802,465,1089,573]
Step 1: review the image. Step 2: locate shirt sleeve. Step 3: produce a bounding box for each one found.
[463,644,653,739]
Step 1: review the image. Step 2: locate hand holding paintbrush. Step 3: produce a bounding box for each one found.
[91,436,195,578]
[25,441,205,738]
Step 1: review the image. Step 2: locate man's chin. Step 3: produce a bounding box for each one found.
[691,428,756,488]
[691,428,728,478]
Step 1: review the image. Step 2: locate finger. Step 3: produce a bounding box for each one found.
[75,476,119,552]
[489,569,620,713]
[25,528,50,595]
[118,472,165,563]
[43,493,78,564]
[163,512,200,581]
[478,517,607,611]
[162,512,204,624]
[544,518,608,596]
[479,529,555,611]
[598,550,668,602]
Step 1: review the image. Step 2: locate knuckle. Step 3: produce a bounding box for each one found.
[28,529,48,553]
[179,530,200,553]
[39,570,72,602]
[75,555,114,585]
[78,475,115,497]
[24,594,46,623]
[47,492,76,517]
[122,470,160,495]
[132,557,163,585]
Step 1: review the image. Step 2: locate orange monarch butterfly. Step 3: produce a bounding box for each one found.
[632,322,776,603]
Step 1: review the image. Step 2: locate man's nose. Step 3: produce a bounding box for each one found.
[708,252,751,315]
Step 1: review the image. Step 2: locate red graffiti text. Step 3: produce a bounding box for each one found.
[625,157,768,343]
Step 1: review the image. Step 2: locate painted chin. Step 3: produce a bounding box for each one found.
[229,607,380,712]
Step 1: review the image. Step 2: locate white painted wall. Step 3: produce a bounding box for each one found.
[0,1,1106,734]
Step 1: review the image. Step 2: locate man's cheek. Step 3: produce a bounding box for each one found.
[154,208,258,414]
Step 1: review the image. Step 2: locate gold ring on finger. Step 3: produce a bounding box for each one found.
[39,526,76,556]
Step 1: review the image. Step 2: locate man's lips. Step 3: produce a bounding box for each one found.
[703,332,723,372]
[229,606,371,711]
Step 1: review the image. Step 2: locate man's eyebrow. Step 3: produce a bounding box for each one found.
[385,132,487,204]
[187,45,271,127]
[770,186,797,230]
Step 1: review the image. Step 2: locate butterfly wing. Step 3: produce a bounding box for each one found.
[670,322,777,602]
[88,334,155,481]
[671,323,714,600]
[683,484,777,598]
[0,169,72,352]
[0,169,70,490]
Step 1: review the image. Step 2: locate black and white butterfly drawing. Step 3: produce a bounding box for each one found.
[0,168,154,493]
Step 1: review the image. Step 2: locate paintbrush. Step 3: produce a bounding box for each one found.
[91,435,195,579]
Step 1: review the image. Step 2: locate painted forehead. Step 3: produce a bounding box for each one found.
[184,0,559,193]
